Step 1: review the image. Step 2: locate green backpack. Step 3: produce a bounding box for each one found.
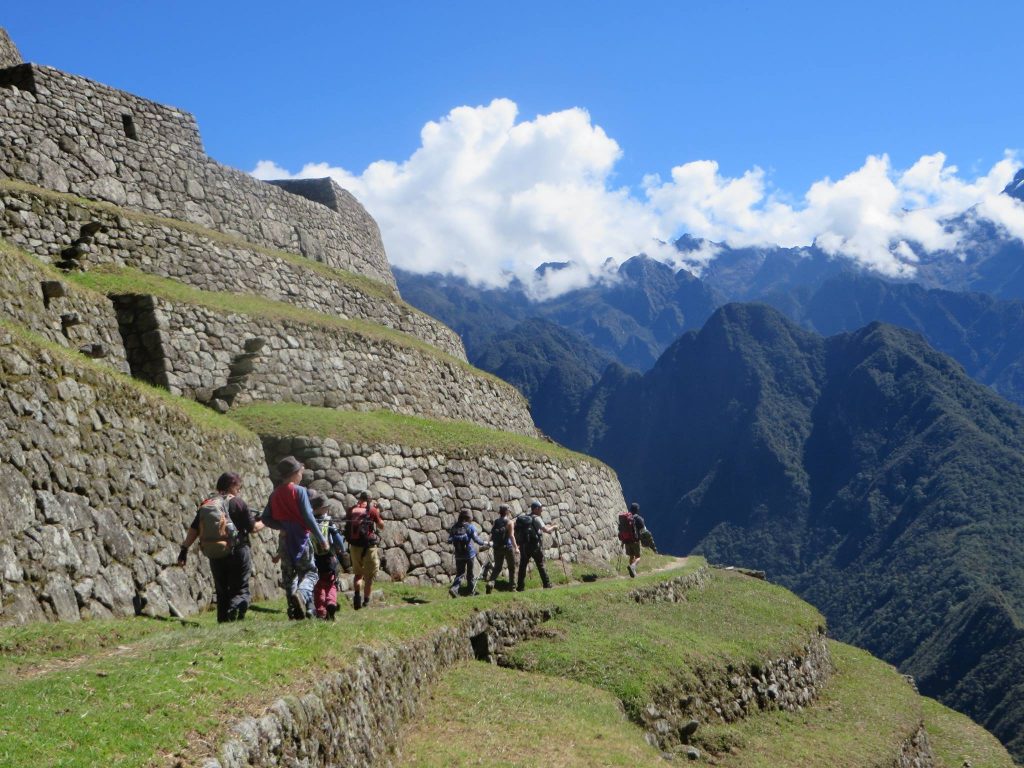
[198,494,238,559]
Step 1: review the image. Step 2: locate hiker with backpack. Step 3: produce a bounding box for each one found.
[176,472,263,623]
[346,491,384,610]
[515,500,559,591]
[260,456,330,620]
[310,491,347,620]
[448,509,489,598]
[618,502,648,578]
[486,504,518,593]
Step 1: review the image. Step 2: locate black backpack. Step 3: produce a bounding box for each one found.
[491,517,510,548]
[514,513,538,549]
[450,521,472,559]
[346,503,379,547]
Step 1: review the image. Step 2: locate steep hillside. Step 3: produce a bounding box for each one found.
[577,304,1024,759]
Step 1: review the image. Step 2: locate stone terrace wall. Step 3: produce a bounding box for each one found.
[0,63,394,286]
[0,184,466,359]
[0,243,128,373]
[0,329,278,625]
[113,296,536,435]
[0,28,21,69]
[260,434,624,584]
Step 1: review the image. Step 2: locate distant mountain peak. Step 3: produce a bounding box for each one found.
[1004,168,1024,201]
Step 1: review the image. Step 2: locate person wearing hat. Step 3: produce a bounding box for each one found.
[176,471,263,622]
[261,456,329,620]
[514,500,558,591]
[310,491,346,619]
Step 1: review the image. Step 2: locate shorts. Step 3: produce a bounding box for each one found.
[625,541,641,558]
[350,544,380,580]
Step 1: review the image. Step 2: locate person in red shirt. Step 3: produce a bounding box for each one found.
[345,491,384,610]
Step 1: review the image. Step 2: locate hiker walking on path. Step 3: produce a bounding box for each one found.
[177,472,264,623]
[448,509,489,597]
[618,502,648,578]
[311,491,347,620]
[346,491,384,610]
[515,500,559,591]
[261,456,329,620]
[486,504,518,593]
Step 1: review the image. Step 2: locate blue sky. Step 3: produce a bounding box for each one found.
[5,2,1024,289]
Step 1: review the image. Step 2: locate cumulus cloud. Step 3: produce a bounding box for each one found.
[252,98,1024,293]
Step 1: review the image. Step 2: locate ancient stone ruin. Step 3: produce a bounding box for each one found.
[0,27,624,623]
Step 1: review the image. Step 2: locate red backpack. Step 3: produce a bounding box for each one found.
[618,511,638,543]
[346,503,379,547]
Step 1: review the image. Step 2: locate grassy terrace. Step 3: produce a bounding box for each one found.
[0,177,406,307]
[232,403,605,467]
[66,265,513,392]
[924,698,1017,768]
[0,317,252,438]
[0,559,718,768]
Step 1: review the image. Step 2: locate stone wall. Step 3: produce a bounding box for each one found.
[0,328,278,625]
[0,27,21,69]
[113,295,536,435]
[0,241,128,373]
[260,434,624,585]
[0,183,466,359]
[0,62,394,286]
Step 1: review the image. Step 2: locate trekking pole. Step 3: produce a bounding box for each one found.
[555,530,571,585]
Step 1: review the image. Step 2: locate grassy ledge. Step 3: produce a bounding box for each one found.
[0,316,253,438]
[0,561,702,768]
[66,265,512,392]
[0,237,107,303]
[231,403,608,468]
[0,177,403,305]
[923,698,1017,768]
[398,662,664,767]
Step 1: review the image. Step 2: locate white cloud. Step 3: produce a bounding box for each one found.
[253,99,1024,294]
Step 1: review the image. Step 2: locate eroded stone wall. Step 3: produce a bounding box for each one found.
[260,434,624,585]
[0,184,466,359]
[0,63,393,285]
[0,329,278,625]
[113,296,535,435]
[0,27,21,69]
[0,242,128,373]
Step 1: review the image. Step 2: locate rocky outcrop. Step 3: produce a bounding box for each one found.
[0,63,392,285]
[0,328,277,625]
[0,240,128,373]
[0,183,465,359]
[0,27,20,69]
[259,433,624,584]
[111,293,535,434]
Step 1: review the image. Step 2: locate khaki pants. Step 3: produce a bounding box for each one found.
[350,544,380,580]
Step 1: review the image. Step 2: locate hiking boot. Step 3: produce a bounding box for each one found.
[288,593,304,619]
[225,608,238,623]
[627,563,637,578]
[449,585,460,599]
[353,592,362,611]
[327,604,338,621]
[542,583,553,589]
[305,602,315,620]
[485,582,494,595]
[363,594,371,608]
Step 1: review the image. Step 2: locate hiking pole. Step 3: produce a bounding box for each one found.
[555,530,571,585]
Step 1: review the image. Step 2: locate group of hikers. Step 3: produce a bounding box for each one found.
[176,456,655,622]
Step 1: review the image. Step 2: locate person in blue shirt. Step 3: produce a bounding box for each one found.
[448,509,488,598]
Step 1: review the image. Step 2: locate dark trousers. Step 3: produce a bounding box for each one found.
[452,558,477,594]
[517,546,550,590]
[209,546,252,622]
[490,546,516,584]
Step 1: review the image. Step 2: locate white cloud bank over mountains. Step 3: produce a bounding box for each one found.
[253,98,1024,296]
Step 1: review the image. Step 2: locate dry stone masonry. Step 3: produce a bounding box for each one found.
[260,433,625,584]
[0,183,466,359]
[111,295,536,434]
[0,242,128,373]
[0,61,393,285]
[0,28,20,69]
[0,329,278,624]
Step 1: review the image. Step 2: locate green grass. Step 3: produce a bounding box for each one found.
[231,403,605,467]
[692,642,921,767]
[923,697,1017,768]
[0,561,702,768]
[503,569,823,722]
[0,238,106,301]
[66,265,512,392]
[0,317,252,438]
[0,177,404,305]
[398,662,663,767]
